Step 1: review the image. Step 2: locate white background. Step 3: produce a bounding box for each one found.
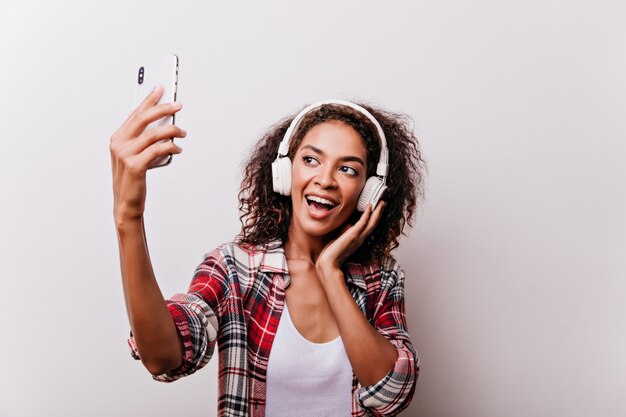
[1,1,625,416]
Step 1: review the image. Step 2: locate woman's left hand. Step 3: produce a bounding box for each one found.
[315,201,386,275]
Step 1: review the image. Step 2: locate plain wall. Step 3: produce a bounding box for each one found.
[1,1,624,416]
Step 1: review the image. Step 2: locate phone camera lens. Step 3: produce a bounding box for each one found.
[138,67,144,85]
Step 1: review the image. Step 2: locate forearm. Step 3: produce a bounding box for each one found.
[116,216,183,374]
[319,268,398,387]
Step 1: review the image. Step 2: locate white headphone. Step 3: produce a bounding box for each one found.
[271,99,389,212]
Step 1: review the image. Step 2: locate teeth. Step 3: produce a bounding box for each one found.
[307,195,336,206]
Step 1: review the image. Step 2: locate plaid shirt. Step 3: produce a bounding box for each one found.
[129,240,418,416]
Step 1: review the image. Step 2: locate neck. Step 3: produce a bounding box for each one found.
[284,228,333,265]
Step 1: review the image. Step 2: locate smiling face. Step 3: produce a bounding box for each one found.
[289,121,368,241]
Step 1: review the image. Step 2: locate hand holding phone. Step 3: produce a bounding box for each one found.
[134,54,180,169]
[110,60,186,224]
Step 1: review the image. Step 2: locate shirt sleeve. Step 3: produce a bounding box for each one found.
[356,261,419,416]
[127,247,230,382]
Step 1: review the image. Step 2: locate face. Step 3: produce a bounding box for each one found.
[290,121,368,239]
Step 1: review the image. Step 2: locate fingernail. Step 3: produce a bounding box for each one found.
[152,84,163,92]
[181,129,187,136]
[172,101,182,108]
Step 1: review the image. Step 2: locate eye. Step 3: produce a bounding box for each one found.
[302,155,319,166]
[339,166,359,176]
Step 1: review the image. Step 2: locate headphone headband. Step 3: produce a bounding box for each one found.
[276,99,389,177]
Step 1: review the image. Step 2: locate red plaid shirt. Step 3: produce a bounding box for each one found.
[129,240,418,416]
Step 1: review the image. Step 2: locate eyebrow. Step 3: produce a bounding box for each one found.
[300,144,365,166]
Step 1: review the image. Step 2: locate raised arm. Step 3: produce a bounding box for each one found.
[110,85,187,375]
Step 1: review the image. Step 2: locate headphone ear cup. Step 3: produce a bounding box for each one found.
[272,157,293,196]
[357,177,387,212]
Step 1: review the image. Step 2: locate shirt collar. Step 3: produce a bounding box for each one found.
[258,240,368,291]
[258,241,289,274]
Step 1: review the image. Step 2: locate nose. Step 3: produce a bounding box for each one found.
[314,165,338,189]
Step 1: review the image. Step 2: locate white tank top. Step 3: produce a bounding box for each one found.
[265,303,353,417]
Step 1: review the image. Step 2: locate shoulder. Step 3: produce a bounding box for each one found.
[367,253,404,277]
[201,239,274,261]
[356,254,405,291]
[197,239,282,283]
[377,255,404,276]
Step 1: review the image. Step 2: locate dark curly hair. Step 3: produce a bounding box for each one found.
[236,101,426,263]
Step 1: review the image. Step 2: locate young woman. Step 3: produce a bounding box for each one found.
[110,85,425,417]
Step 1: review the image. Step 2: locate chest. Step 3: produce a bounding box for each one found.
[239,261,372,357]
[283,262,340,344]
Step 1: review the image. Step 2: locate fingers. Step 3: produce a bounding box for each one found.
[112,85,182,145]
[111,122,186,173]
[130,140,183,174]
[359,201,386,240]
[353,202,373,229]
[140,84,165,108]
[132,84,166,117]
[118,85,164,130]
[319,202,386,268]
[126,101,183,139]
[130,123,187,155]
[346,201,385,237]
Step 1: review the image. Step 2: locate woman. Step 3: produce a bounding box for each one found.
[110,85,425,416]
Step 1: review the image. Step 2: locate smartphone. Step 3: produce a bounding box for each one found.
[134,54,179,169]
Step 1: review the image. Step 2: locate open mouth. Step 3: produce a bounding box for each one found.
[305,195,338,213]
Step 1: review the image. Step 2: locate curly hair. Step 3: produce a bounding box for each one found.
[236,101,426,264]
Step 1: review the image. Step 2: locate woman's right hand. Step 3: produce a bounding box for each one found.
[109,85,187,224]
